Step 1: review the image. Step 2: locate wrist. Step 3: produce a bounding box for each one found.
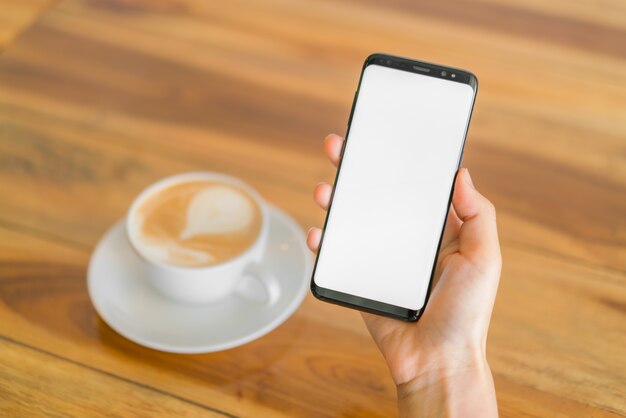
[396,353,497,418]
[387,339,487,387]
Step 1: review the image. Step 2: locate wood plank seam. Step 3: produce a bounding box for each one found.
[0,218,88,252]
[504,239,626,279]
[0,334,240,418]
[0,0,60,54]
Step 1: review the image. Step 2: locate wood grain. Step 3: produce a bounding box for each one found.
[1,0,625,270]
[0,0,625,416]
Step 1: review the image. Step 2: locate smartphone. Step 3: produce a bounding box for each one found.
[310,53,478,321]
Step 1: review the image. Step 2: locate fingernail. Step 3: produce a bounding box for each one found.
[307,227,314,234]
[465,168,475,189]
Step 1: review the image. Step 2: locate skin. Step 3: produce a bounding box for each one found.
[307,133,501,417]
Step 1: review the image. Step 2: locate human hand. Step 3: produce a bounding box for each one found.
[307,133,501,417]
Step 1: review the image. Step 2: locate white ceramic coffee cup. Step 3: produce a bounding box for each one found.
[126,172,280,305]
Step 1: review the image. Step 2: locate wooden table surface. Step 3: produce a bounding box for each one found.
[0,0,625,416]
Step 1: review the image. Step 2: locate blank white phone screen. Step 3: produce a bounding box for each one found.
[314,64,475,311]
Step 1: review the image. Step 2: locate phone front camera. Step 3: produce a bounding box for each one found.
[441,71,447,77]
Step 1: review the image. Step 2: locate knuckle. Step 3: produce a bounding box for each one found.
[483,200,497,221]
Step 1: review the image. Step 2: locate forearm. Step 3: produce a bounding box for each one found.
[396,360,497,418]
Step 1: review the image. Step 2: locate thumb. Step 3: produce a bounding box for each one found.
[452,168,501,272]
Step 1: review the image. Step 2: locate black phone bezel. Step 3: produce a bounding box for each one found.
[310,53,478,322]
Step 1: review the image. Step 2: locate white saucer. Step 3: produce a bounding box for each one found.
[87,205,311,353]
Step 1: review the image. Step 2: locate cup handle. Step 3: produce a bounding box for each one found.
[235,262,281,306]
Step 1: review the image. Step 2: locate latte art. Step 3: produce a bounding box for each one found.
[181,186,255,239]
[131,180,262,267]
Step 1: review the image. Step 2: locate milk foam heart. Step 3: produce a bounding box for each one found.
[180,186,255,239]
[131,180,263,268]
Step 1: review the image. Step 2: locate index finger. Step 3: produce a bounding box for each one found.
[323,134,344,167]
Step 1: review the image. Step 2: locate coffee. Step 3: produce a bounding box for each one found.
[130,180,262,267]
